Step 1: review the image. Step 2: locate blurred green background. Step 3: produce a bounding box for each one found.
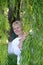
[0,0,43,65]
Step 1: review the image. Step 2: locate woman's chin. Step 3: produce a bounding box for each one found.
[16,33,20,36]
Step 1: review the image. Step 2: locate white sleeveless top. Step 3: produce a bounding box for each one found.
[8,37,21,56]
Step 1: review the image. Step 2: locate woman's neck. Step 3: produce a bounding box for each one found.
[18,32,23,38]
[18,34,22,37]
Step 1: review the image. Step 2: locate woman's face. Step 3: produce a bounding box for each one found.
[13,24,22,36]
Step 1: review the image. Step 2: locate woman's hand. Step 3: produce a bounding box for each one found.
[21,32,27,42]
[18,32,27,49]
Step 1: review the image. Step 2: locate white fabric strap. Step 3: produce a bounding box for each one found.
[17,55,21,65]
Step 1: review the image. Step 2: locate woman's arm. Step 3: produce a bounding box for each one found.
[18,32,27,49]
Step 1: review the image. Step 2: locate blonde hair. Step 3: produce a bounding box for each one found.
[12,20,22,29]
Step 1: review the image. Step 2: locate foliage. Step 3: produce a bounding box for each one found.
[20,0,43,65]
[0,0,10,45]
[0,14,10,45]
[0,45,8,65]
[0,45,17,65]
[0,0,43,65]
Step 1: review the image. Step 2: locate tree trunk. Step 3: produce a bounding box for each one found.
[8,0,21,41]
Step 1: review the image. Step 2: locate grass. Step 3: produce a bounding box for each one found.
[0,44,17,65]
